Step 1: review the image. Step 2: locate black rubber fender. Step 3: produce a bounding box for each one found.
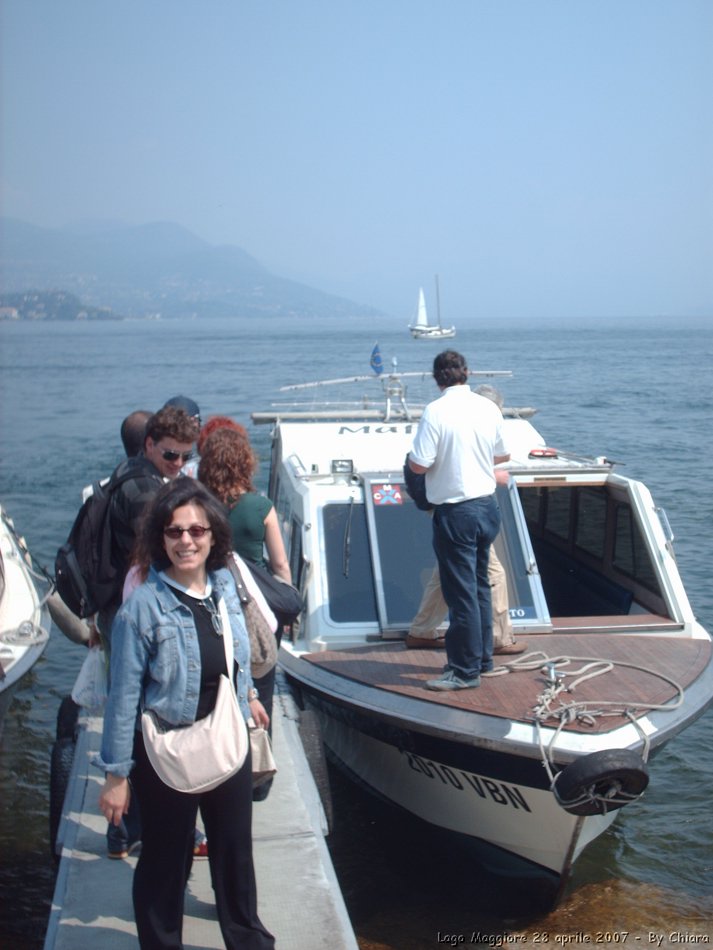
[56,694,80,741]
[49,737,76,862]
[555,749,649,816]
[298,709,333,833]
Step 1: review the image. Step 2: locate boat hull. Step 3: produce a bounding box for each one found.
[287,671,615,881]
[0,506,51,735]
[409,326,456,340]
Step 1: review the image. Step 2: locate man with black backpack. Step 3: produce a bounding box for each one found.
[95,404,200,646]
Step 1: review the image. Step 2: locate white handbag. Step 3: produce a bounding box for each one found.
[250,720,277,787]
[141,596,248,793]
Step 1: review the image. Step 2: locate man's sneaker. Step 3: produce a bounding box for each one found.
[425,669,480,691]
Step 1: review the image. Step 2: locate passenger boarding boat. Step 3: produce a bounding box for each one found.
[0,504,51,734]
[252,365,713,897]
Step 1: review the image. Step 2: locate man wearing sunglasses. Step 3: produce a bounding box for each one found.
[108,405,200,611]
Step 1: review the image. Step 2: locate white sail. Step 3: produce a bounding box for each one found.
[415,288,428,327]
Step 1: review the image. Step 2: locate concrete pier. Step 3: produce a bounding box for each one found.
[43,678,358,949]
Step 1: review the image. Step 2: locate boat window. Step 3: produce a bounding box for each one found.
[274,480,292,530]
[520,483,666,617]
[613,502,660,594]
[519,488,543,530]
[543,488,571,542]
[574,488,607,560]
[288,516,303,588]
[322,503,378,623]
[362,479,437,630]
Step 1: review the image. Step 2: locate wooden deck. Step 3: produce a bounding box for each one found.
[303,633,712,735]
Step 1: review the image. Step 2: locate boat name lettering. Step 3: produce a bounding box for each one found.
[405,752,531,812]
[337,424,415,435]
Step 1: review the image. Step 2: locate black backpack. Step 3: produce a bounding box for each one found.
[54,467,139,618]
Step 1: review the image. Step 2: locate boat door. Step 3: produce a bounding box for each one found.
[361,475,436,635]
[495,479,552,633]
[361,473,551,636]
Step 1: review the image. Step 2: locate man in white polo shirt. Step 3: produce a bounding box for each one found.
[408,350,510,691]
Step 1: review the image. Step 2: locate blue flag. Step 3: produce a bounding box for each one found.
[370,343,383,376]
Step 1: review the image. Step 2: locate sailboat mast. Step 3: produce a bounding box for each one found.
[435,275,442,329]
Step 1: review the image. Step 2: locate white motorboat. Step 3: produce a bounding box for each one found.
[408,281,456,340]
[252,364,713,901]
[0,504,52,733]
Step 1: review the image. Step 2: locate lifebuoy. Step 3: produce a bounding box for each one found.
[555,749,649,816]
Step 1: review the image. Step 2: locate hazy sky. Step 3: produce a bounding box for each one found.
[2,1,711,319]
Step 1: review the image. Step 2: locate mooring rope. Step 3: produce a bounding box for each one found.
[484,649,683,785]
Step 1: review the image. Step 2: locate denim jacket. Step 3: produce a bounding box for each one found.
[94,565,254,777]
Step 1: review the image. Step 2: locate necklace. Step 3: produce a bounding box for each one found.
[200,594,223,637]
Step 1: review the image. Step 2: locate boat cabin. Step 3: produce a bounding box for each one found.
[259,413,692,653]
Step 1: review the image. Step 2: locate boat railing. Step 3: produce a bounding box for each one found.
[252,369,515,425]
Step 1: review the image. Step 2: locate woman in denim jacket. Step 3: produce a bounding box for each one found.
[96,478,274,950]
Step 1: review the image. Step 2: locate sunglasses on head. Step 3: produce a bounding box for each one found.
[163,524,212,540]
[161,449,194,463]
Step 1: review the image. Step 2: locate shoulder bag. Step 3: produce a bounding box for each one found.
[141,596,248,793]
[249,719,277,787]
[244,559,304,627]
[402,454,434,512]
[228,556,278,678]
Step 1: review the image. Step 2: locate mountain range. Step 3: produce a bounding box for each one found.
[0,218,382,320]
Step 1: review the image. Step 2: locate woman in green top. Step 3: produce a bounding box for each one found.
[198,427,290,801]
[198,429,290,583]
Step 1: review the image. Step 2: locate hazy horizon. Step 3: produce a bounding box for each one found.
[2,1,711,321]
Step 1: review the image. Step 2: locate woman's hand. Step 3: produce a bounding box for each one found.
[250,697,270,729]
[99,774,130,826]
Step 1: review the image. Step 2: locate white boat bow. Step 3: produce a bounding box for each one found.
[250,365,713,900]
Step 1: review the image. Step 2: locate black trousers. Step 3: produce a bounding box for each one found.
[130,730,274,950]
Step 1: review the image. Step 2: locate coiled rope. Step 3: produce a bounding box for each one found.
[484,649,684,789]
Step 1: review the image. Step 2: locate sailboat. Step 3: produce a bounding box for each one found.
[408,279,456,340]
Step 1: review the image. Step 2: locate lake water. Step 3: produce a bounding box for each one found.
[1,314,712,948]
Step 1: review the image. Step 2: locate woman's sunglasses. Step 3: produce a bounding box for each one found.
[163,524,212,540]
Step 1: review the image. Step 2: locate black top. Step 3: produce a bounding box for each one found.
[172,588,229,720]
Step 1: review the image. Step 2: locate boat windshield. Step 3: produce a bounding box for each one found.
[322,488,432,627]
[321,475,553,634]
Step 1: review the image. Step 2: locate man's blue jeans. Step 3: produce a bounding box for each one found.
[432,494,501,680]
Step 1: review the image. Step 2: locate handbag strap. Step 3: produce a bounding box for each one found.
[216,595,235,681]
[227,555,251,606]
